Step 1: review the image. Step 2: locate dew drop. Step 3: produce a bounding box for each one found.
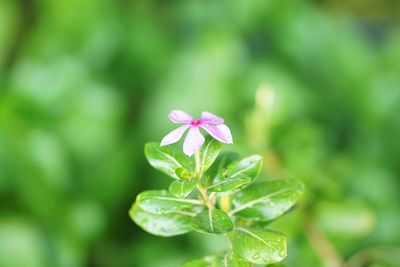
[252,253,260,260]
[279,250,286,257]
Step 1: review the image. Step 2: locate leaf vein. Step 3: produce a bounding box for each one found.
[208,209,214,232]
[237,227,273,248]
[145,196,203,205]
[228,187,294,216]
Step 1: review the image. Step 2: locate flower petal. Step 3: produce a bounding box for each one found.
[201,124,233,144]
[183,127,205,156]
[160,125,190,146]
[200,111,224,125]
[168,110,194,124]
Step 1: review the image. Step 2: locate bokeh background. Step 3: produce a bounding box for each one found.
[1,0,400,267]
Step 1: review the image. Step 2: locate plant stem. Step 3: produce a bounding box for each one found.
[197,184,213,209]
[195,151,202,178]
[220,195,231,212]
[194,151,214,209]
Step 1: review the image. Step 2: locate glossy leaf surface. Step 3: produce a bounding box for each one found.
[228,227,287,264]
[145,142,193,179]
[207,175,252,193]
[224,155,263,181]
[129,204,193,237]
[198,137,223,174]
[181,252,250,267]
[176,167,193,180]
[206,154,261,194]
[230,178,304,221]
[136,190,203,215]
[191,208,234,234]
[169,180,198,198]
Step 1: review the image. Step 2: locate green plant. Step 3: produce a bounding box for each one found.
[129,111,304,266]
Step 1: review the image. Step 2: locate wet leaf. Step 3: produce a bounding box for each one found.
[180,252,250,267]
[145,142,193,179]
[129,203,193,237]
[207,175,252,193]
[228,227,287,264]
[230,178,304,221]
[136,190,203,215]
[224,155,263,181]
[176,167,194,180]
[191,208,234,234]
[206,155,262,194]
[198,137,223,173]
[169,180,198,198]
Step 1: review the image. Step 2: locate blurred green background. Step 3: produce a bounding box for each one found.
[1,0,400,266]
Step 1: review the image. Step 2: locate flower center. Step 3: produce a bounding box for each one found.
[191,120,202,127]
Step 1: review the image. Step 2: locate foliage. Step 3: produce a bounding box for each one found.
[130,138,304,266]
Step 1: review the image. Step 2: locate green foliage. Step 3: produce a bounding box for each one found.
[228,228,287,265]
[129,204,193,237]
[135,190,203,215]
[169,180,198,198]
[230,179,305,221]
[130,141,303,265]
[207,176,252,194]
[176,167,194,180]
[224,155,263,181]
[145,142,194,179]
[181,253,250,267]
[197,138,223,174]
[207,155,262,193]
[191,209,234,234]
[207,155,263,194]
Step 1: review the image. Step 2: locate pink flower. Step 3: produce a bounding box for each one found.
[161,110,233,156]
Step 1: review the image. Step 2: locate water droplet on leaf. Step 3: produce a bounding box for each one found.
[252,253,260,260]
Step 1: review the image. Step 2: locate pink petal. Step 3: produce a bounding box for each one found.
[160,125,190,146]
[200,111,224,125]
[168,110,194,124]
[201,124,233,144]
[183,127,205,156]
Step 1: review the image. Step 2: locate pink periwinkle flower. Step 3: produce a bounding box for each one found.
[161,110,233,156]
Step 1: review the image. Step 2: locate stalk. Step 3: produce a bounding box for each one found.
[220,195,231,213]
[194,151,214,209]
[195,151,202,178]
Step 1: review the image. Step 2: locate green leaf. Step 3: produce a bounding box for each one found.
[191,208,234,234]
[198,137,223,173]
[169,180,198,198]
[223,253,251,267]
[129,203,193,237]
[176,167,194,180]
[206,152,240,181]
[206,155,262,194]
[228,227,287,264]
[224,155,263,181]
[136,190,203,215]
[145,142,193,179]
[229,178,304,221]
[181,253,250,267]
[207,175,252,193]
